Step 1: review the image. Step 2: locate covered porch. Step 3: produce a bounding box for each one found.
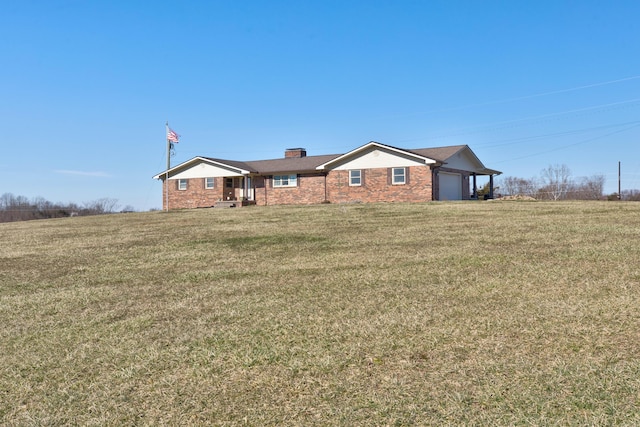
[470,168,502,200]
[214,175,256,208]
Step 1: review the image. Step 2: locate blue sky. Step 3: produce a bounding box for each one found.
[3,0,640,210]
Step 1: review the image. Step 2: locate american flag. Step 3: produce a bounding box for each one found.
[167,128,180,143]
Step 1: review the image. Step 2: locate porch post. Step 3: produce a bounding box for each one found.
[472,173,477,199]
[243,176,249,203]
[489,174,494,199]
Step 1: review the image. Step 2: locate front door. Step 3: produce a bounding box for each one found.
[223,177,236,200]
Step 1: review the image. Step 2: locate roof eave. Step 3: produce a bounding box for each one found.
[152,157,253,180]
[316,141,437,170]
[475,168,502,176]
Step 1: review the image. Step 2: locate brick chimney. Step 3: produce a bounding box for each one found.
[285,148,307,158]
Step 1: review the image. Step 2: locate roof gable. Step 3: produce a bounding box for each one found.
[410,145,501,175]
[408,145,467,162]
[316,141,438,171]
[152,157,253,180]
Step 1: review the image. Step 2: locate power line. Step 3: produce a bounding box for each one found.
[492,122,640,164]
[432,74,640,113]
[476,120,640,149]
[431,98,640,139]
[378,74,640,119]
[393,98,640,146]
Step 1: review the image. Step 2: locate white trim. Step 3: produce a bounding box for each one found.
[392,167,406,185]
[349,169,362,186]
[273,174,297,187]
[153,156,251,180]
[444,146,502,176]
[316,141,436,170]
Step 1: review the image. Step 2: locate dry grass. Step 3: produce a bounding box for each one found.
[1,201,640,426]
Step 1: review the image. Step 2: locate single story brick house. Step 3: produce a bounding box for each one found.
[153,141,501,209]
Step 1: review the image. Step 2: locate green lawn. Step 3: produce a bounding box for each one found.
[2,201,640,426]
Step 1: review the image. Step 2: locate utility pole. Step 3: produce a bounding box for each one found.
[618,161,621,200]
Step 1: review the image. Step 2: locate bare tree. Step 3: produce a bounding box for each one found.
[500,169,605,201]
[499,176,538,197]
[621,189,640,201]
[500,177,518,196]
[540,164,572,200]
[573,175,605,200]
[0,193,11,209]
[520,177,539,198]
[83,198,120,214]
[1,194,122,223]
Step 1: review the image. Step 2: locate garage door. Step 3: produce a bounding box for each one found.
[439,172,462,200]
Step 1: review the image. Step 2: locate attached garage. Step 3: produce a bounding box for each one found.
[439,171,462,200]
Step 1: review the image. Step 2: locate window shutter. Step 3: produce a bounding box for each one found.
[297,174,300,187]
[361,170,365,187]
[405,167,410,184]
[387,168,392,185]
[269,176,273,188]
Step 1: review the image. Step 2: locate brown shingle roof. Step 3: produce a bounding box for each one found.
[203,154,342,174]
[246,154,341,173]
[406,145,467,162]
[205,145,465,174]
[156,143,500,179]
[200,157,258,173]
[199,144,500,175]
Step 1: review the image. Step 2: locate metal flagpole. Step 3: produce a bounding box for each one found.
[165,123,180,211]
[165,122,170,212]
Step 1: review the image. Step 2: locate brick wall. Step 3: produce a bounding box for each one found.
[162,177,223,210]
[254,174,327,206]
[163,165,462,209]
[326,166,433,203]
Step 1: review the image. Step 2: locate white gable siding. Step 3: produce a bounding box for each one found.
[442,151,479,172]
[331,148,425,171]
[170,162,244,179]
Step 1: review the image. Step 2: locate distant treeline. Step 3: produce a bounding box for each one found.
[497,164,640,201]
[0,193,130,223]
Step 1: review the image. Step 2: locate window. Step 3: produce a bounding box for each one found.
[178,179,188,190]
[392,167,406,185]
[349,170,361,186]
[273,174,297,187]
[205,177,214,189]
[225,178,234,188]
